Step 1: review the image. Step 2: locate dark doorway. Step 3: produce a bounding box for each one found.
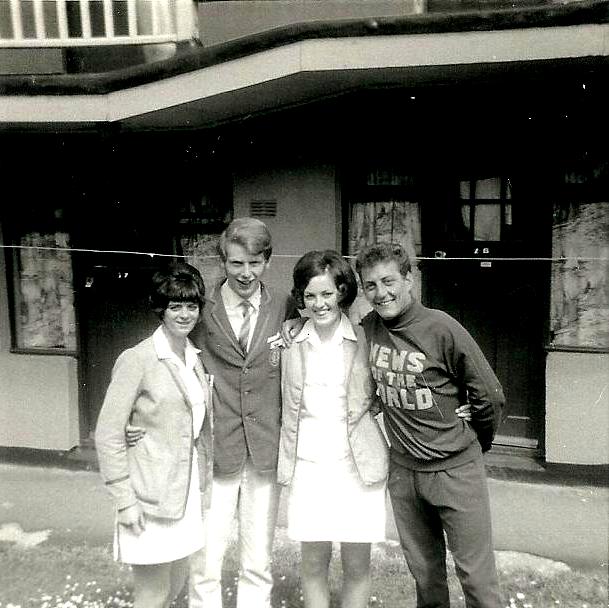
[422,176,550,447]
[77,258,164,438]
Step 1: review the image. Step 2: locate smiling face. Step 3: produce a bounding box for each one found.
[222,242,270,299]
[303,271,342,334]
[162,300,200,340]
[360,260,414,320]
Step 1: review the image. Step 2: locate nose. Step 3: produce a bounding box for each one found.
[314,295,325,308]
[178,305,192,318]
[375,283,388,299]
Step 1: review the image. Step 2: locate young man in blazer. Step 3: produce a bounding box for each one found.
[187,217,297,608]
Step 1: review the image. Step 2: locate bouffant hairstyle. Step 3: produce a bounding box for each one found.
[291,250,358,310]
[150,261,206,319]
[218,217,273,262]
[355,242,412,280]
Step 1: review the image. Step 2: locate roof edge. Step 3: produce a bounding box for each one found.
[1,0,608,96]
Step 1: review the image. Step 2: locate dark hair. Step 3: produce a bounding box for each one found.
[150,262,205,319]
[218,217,272,262]
[355,242,412,280]
[292,250,358,310]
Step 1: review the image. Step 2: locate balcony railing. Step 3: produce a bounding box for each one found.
[0,0,197,47]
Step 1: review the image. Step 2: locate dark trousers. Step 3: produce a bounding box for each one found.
[388,456,501,608]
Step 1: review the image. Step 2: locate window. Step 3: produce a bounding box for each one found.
[348,169,422,260]
[550,161,609,351]
[347,168,422,323]
[459,177,512,242]
[9,227,76,353]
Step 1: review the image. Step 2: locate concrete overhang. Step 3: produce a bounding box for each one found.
[1,2,608,129]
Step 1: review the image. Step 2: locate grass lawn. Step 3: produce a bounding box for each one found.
[0,529,606,608]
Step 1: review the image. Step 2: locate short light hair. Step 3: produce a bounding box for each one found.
[218,217,272,262]
[355,242,412,280]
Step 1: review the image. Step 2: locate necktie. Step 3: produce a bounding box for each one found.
[238,300,253,353]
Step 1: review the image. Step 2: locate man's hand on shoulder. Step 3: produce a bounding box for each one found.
[280,317,306,347]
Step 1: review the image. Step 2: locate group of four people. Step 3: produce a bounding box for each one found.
[95,217,505,608]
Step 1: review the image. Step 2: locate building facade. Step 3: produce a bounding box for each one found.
[1,0,608,468]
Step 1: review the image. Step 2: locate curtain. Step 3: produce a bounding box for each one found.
[550,201,609,349]
[348,201,422,324]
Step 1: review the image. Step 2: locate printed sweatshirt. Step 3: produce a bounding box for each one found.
[361,301,505,471]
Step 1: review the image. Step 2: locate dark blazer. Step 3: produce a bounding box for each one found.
[95,336,214,519]
[191,281,297,476]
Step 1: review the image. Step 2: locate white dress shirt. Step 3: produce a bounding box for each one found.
[296,314,357,463]
[220,281,261,352]
[153,326,205,436]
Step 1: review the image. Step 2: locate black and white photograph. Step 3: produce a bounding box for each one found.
[0,1,608,606]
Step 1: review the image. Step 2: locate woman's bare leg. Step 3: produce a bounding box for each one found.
[340,542,371,608]
[132,563,172,608]
[301,541,333,608]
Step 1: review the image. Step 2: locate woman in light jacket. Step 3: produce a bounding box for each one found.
[278,250,389,608]
[95,262,213,608]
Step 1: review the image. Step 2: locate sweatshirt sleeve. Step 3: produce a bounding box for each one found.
[94,349,143,511]
[448,320,505,452]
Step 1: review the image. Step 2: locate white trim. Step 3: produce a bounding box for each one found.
[494,435,539,450]
[301,25,609,70]
[0,34,177,47]
[1,23,608,124]
[111,43,302,121]
[0,95,110,122]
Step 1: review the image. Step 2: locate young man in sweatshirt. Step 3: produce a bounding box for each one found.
[356,242,505,608]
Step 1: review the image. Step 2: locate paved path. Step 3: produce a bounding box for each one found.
[1,463,607,570]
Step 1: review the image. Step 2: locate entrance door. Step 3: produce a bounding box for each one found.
[78,260,162,437]
[422,177,549,447]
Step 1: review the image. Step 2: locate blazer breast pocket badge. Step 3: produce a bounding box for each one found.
[267,332,284,367]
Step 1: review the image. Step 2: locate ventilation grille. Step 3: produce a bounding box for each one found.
[249,199,277,217]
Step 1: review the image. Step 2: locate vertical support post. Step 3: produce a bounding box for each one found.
[56,0,69,40]
[150,0,160,35]
[9,0,23,40]
[33,0,47,39]
[103,0,114,37]
[127,0,137,36]
[80,0,92,39]
[173,0,197,41]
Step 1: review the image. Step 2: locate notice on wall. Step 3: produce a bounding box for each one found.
[550,201,609,350]
[16,232,76,350]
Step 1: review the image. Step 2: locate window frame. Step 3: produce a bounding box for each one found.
[6,230,78,356]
